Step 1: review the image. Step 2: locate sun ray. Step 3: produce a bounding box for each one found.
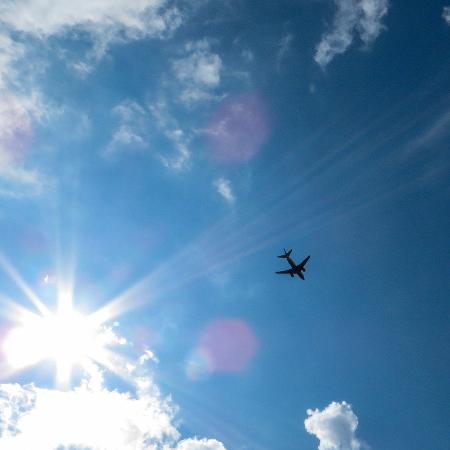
[0,253,50,316]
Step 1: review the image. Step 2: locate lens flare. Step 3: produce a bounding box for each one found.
[187,319,259,379]
[206,94,270,163]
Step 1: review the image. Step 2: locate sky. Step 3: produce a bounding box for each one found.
[0,1,449,449]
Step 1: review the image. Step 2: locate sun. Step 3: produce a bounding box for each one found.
[3,291,111,388]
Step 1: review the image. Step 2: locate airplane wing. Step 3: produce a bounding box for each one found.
[276,269,293,275]
[296,255,310,269]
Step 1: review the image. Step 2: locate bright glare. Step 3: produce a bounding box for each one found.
[3,306,108,388]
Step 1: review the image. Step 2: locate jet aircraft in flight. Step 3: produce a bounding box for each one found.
[276,249,310,280]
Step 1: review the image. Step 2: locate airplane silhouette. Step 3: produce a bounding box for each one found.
[276,249,310,280]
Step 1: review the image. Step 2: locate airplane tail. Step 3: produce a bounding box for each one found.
[277,248,292,259]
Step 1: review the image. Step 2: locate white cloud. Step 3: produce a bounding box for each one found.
[0,343,227,450]
[0,0,183,80]
[104,100,149,158]
[443,6,450,25]
[315,0,389,68]
[106,98,191,170]
[213,178,235,203]
[411,110,450,150]
[305,401,362,450]
[399,110,450,163]
[139,349,159,365]
[0,0,182,41]
[0,34,26,90]
[0,345,178,450]
[149,99,191,170]
[0,382,177,450]
[69,60,95,79]
[175,438,227,450]
[113,100,147,122]
[105,125,147,155]
[172,40,223,105]
[162,129,191,171]
[277,33,294,72]
[242,49,254,63]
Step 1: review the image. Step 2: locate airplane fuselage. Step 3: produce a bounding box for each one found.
[286,256,296,269]
[287,256,306,278]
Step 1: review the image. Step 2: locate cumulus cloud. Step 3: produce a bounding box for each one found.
[0,337,227,450]
[0,381,177,450]
[172,40,223,105]
[315,0,389,68]
[305,401,362,450]
[443,7,450,25]
[175,438,227,450]
[213,178,235,203]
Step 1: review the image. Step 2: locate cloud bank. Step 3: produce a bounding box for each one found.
[315,0,389,68]
[305,401,362,450]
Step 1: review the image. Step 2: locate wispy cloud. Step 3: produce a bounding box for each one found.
[213,177,235,204]
[0,93,53,197]
[0,0,182,37]
[0,33,25,90]
[0,0,183,83]
[315,0,389,68]
[401,109,450,160]
[104,100,149,158]
[172,39,223,105]
[0,0,182,57]
[443,6,450,25]
[410,110,450,150]
[277,33,294,72]
[106,98,192,170]
[305,401,363,450]
[241,49,254,63]
[149,99,192,170]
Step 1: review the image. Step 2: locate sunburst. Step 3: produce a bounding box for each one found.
[3,289,118,388]
[0,255,127,389]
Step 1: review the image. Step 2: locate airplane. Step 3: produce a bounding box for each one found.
[275,249,310,280]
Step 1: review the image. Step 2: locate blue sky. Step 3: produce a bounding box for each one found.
[0,1,449,449]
